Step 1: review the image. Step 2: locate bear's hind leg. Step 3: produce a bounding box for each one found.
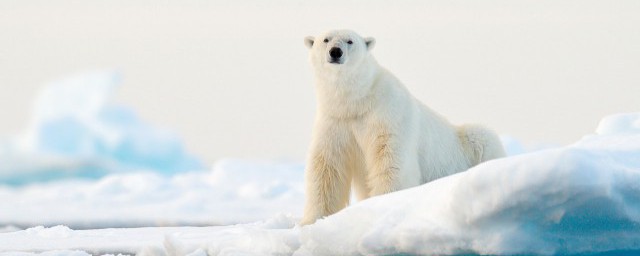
[457,124,506,166]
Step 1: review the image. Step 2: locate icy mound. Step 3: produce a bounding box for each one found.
[0,71,202,185]
[300,148,640,255]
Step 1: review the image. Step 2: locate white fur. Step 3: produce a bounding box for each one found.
[301,30,506,225]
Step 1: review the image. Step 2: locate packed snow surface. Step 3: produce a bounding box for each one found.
[0,71,202,185]
[1,113,639,255]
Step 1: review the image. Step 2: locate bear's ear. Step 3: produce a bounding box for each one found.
[304,36,315,49]
[364,37,376,51]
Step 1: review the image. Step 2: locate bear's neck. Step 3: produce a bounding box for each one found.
[314,57,381,120]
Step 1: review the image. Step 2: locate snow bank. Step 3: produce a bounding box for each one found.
[299,149,640,255]
[1,113,639,255]
[0,159,304,228]
[0,71,202,185]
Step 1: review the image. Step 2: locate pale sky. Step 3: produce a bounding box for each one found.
[1,0,639,164]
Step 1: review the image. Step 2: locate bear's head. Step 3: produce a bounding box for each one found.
[304,30,375,71]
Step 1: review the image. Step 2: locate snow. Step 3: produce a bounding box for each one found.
[0,159,305,228]
[0,71,202,186]
[1,113,639,255]
[1,251,93,256]
[596,112,640,136]
[0,226,20,233]
[0,216,298,255]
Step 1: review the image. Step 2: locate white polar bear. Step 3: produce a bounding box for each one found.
[301,30,506,225]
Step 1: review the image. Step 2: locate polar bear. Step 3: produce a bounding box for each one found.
[300,30,506,225]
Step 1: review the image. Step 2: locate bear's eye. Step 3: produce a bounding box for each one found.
[323,38,329,43]
[347,40,353,45]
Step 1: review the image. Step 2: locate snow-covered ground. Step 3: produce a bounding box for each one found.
[1,73,639,255]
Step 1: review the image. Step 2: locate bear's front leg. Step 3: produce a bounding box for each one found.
[300,124,352,225]
[366,132,403,196]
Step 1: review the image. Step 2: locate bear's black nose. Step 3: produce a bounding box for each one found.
[329,47,343,59]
